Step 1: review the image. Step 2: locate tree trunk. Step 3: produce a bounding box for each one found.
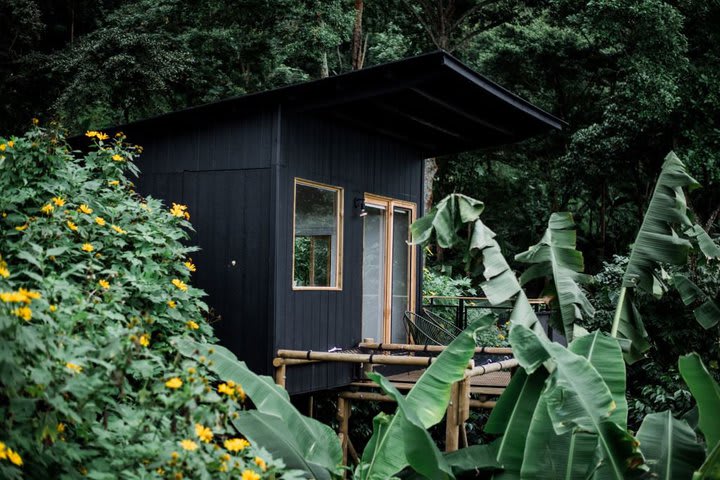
[320,51,329,78]
[424,158,438,213]
[351,0,365,70]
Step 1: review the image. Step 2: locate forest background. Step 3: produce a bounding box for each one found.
[2,0,719,425]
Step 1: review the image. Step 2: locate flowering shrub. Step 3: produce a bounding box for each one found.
[0,124,298,479]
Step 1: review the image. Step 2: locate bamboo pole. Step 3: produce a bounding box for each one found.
[337,396,351,467]
[272,357,320,367]
[445,382,460,452]
[277,349,472,367]
[358,342,513,355]
[339,391,394,402]
[465,358,518,378]
[469,399,497,408]
[275,363,286,388]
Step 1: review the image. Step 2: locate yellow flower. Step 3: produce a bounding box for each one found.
[184,260,196,272]
[78,204,93,214]
[0,144,5,151]
[85,131,99,138]
[186,320,199,330]
[0,266,9,278]
[165,377,183,389]
[95,217,106,226]
[6,448,22,466]
[194,423,213,443]
[67,220,78,231]
[235,384,246,402]
[12,306,32,321]
[32,118,39,125]
[179,439,198,451]
[96,132,109,140]
[172,279,188,291]
[139,333,150,347]
[19,288,41,302]
[167,300,176,309]
[98,279,110,290]
[111,154,124,162]
[498,334,506,341]
[115,131,124,138]
[254,457,267,471]
[217,383,234,396]
[169,203,188,218]
[52,196,65,207]
[156,467,165,475]
[66,362,82,374]
[170,451,180,460]
[223,438,250,452]
[108,180,120,186]
[0,441,6,460]
[7,141,13,148]
[242,470,260,480]
[187,367,196,374]
[41,203,54,214]
[111,224,127,235]
[49,304,57,312]
[15,223,28,231]
[82,243,94,252]
[56,422,66,433]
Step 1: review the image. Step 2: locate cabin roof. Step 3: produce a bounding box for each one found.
[97,50,565,157]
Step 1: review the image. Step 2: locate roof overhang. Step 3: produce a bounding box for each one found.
[81,51,565,157]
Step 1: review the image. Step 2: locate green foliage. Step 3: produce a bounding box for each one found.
[354,316,495,479]
[0,125,296,479]
[176,340,343,479]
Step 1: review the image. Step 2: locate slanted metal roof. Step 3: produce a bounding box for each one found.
[99,50,564,157]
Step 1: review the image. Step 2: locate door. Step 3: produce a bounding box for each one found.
[361,195,416,343]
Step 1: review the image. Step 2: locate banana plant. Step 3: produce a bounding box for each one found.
[611,152,720,361]
[354,315,497,480]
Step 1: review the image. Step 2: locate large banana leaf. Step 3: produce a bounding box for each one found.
[368,372,454,480]
[679,353,720,452]
[694,441,720,480]
[356,317,494,480]
[518,332,630,479]
[411,193,546,338]
[672,274,720,329]
[232,411,334,480]
[509,324,645,479]
[613,152,707,362]
[175,339,342,477]
[515,212,595,342]
[636,411,705,480]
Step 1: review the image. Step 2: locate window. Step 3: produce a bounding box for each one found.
[292,178,343,289]
[361,194,416,343]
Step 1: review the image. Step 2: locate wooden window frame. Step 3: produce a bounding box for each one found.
[364,194,417,343]
[292,178,344,291]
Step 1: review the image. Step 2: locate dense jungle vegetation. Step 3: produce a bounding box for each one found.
[1,0,720,478]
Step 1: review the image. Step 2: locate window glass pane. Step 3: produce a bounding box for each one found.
[391,208,411,343]
[293,181,340,288]
[362,205,386,340]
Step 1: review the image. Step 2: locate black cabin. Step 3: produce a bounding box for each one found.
[106,51,562,394]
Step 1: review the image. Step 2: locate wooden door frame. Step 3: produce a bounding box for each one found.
[363,194,417,343]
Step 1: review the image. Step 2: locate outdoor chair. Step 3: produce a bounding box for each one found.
[403,311,461,346]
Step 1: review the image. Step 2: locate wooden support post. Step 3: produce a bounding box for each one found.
[275,362,286,388]
[445,382,460,452]
[337,396,351,467]
[458,376,471,448]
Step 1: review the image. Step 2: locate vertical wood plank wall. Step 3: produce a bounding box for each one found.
[127,107,424,394]
[131,110,276,375]
[276,111,423,394]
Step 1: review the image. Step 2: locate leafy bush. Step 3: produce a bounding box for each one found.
[0,124,297,479]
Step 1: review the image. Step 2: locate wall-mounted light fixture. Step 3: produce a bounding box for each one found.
[354,198,367,217]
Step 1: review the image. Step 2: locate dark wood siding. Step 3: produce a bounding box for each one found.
[274,112,424,394]
[132,110,275,375]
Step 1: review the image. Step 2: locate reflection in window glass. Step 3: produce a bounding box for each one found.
[293,180,342,288]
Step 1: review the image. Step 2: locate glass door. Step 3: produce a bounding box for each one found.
[361,195,416,343]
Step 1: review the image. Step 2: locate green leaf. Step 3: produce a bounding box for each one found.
[672,274,720,329]
[410,194,484,248]
[679,353,720,451]
[368,372,454,480]
[176,339,342,477]
[443,443,501,476]
[515,212,594,342]
[232,411,332,480]
[685,224,720,259]
[694,440,720,479]
[357,317,494,479]
[636,411,705,480]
